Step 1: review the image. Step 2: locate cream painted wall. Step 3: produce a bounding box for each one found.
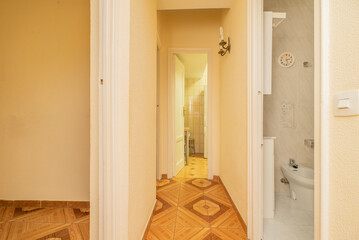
[327,0,359,239]
[219,0,248,223]
[0,0,90,201]
[157,10,222,177]
[129,0,157,238]
[158,0,233,10]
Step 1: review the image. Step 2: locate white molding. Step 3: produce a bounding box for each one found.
[156,49,162,180]
[176,135,185,143]
[90,0,100,238]
[167,48,213,180]
[176,158,185,167]
[141,199,157,239]
[247,0,264,239]
[320,0,329,239]
[167,50,175,179]
[98,0,130,239]
[246,0,253,238]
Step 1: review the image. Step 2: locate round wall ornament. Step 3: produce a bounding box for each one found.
[278,52,295,68]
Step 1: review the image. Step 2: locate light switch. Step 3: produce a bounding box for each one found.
[334,90,359,116]
[337,99,350,109]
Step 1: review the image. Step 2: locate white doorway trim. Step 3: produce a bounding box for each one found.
[246,0,264,239]
[167,48,213,180]
[95,0,130,239]
[247,0,325,240]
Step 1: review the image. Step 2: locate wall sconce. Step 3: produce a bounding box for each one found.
[218,27,231,56]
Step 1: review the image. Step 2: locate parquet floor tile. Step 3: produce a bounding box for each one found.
[0,222,11,240]
[0,207,89,240]
[211,228,247,240]
[204,185,232,206]
[151,198,177,227]
[77,223,90,240]
[11,208,67,223]
[174,227,211,240]
[0,208,5,223]
[145,226,175,240]
[0,208,15,222]
[176,207,210,228]
[178,184,203,207]
[157,185,180,207]
[210,209,244,229]
[144,156,247,239]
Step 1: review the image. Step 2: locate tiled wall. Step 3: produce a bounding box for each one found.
[184,78,206,153]
[264,0,314,193]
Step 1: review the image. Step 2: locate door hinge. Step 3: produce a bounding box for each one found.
[100,79,104,85]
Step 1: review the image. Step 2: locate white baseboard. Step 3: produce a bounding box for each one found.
[176,158,184,167]
[141,198,157,239]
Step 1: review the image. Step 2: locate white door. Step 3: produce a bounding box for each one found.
[156,50,161,180]
[203,66,208,159]
[174,55,185,175]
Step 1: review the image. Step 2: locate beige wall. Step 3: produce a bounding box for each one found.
[264,0,314,193]
[158,0,233,10]
[157,10,222,176]
[219,0,248,223]
[129,0,157,238]
[327,0,359,239]
[0,0,90,201]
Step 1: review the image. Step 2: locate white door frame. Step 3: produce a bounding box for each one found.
[246,0,264,238]
[95,0,130,239]
[167,48,213,180]
[247,0,326,240]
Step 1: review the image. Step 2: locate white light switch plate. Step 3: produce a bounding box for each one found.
[334,90,359,116]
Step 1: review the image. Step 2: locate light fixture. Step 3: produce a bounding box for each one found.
[218,27,231,56]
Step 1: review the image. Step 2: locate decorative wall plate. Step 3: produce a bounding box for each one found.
[278,52,295,68]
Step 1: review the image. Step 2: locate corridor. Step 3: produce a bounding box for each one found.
[144,156,247,239]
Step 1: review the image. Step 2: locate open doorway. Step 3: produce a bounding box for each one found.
[173,53,208,178]
[262,1,315,239]
[247,0,320,239]
[167,49,212,180]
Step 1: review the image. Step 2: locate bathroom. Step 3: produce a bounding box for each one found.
[182,54,208,157]
[262,0,314,239]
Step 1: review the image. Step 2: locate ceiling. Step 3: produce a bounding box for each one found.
[176,53,207,79]
[158,0,233,10]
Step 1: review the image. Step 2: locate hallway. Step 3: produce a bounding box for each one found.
[144,156,247,239]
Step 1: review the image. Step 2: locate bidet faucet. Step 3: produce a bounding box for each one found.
[289,158,298,168]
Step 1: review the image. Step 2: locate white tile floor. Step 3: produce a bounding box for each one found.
[264,193,314,240]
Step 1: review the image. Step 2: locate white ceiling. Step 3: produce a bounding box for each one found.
[176,53,207,79]
[158,0,233,10]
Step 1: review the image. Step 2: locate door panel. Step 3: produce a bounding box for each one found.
[203,65,208,159]
[174,56,185,175]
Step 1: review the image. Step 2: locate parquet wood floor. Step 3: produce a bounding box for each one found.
[146,156,247,240]
[176,154,208,179]
[0,207,89,240]
[0,156,245,239]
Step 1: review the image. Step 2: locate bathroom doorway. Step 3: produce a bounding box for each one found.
[261,0,315,239]
[167,49,212,179]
